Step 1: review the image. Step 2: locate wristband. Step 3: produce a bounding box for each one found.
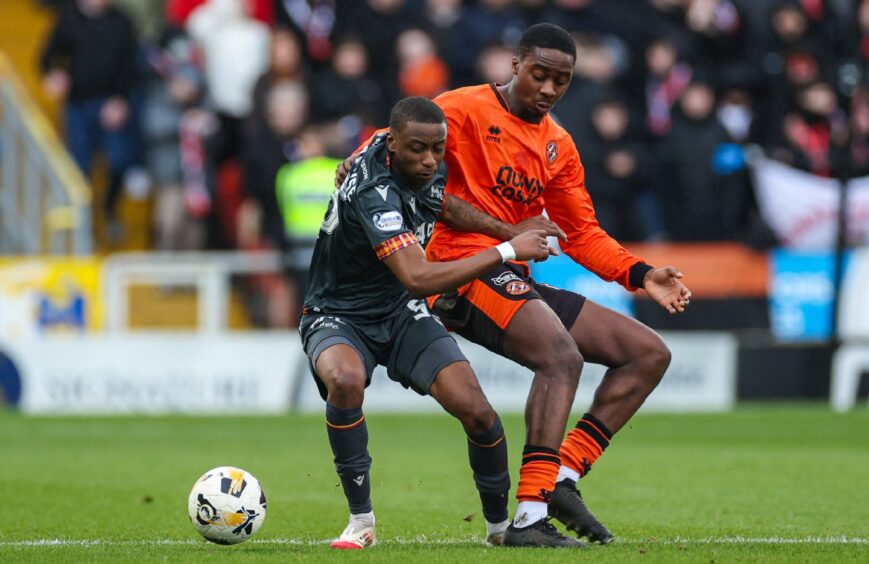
[495,242,516,263]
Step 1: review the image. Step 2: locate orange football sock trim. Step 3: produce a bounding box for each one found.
[326,415,365,431]
[559,412,613,477]
[516,445,560,502]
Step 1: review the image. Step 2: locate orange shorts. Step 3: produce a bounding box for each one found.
[428,263,586,354]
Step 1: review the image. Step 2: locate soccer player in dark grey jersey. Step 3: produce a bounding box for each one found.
[299,97,562,549]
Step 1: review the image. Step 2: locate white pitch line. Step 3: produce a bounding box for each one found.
[1,536,868,548]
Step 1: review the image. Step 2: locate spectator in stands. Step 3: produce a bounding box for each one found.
[451,0,527,85]
[660,79,747,241]
[472,42,515,85]
[683,0,752,87]
[333,0,425,110]
[141,27,207,250]
[581,94,650,242]
[310,35,385,126]
[40,0,140,239]
[556,32,627,146]
[250,28,307,132]
[772,80,849,178]
[395,28,450,99]
[423,0,465,86]
[642,36,692,138]
[241,79,309,250]
[274,0,337,65]
[185,0,270,246]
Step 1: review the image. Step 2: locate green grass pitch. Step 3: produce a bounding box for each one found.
[0,405,867,562]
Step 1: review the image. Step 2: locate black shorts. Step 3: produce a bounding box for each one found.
[299,298,467,400]
[429,262,586,355]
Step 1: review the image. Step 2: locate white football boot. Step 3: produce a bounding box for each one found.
[329,513,376,550]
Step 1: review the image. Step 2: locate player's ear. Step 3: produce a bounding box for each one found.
[512,56,519,76]
[386,130,397,153]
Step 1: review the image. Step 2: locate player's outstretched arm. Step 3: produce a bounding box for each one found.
[440,194,567,242]
[642,266,692,314]
[382,230,551,298]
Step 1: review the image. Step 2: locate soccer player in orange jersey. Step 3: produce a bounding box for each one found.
[338,23,691,548]
[428,23,692,547]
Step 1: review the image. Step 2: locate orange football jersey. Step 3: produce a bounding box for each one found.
[426,84,644,290]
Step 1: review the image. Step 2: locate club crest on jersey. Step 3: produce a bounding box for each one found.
[373,211,403,232]
[546,140,558,164]
[505,281,530,295]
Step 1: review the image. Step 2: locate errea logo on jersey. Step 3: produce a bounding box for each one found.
[486,125,502,144]
[373,211,403,232]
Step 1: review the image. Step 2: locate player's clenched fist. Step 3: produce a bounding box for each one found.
[508,229,558,262]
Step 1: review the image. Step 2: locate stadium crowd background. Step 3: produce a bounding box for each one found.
[34,0,868,325]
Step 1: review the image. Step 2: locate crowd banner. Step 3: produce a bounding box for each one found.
[296,332,737,413]
[3,333,299,414]
[749,152,869,250]
[0,258,103,338]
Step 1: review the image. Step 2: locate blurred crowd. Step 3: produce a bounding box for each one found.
[36,0,868,322]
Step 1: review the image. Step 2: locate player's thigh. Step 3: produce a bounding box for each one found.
[502,298,578,371]
[387,298,468,396]
[568,300,665,368]
[429,360,495,422]
[299,315,375,399]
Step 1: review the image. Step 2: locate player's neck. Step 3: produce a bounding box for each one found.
[388,153,425,191]
[498,82,544,125]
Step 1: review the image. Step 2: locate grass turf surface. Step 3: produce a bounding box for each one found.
[0,405,867,562]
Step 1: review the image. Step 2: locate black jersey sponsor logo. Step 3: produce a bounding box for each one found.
[490,166,543,205]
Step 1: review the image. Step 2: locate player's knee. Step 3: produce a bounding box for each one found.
[460,404,497,436]
[644,338,671,382]
[545,337,583,385]
[325,369,366,406]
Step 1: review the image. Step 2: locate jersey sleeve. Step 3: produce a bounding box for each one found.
[433,89,468,159]
[351,182,418,261]
[545,138,646,290]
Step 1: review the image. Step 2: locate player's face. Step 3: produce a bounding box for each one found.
[387,121,447,188]
[511,48,574,122]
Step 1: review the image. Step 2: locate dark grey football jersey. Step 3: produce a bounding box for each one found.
[303,133,447,321]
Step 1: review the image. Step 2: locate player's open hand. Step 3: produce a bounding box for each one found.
[512,215,567,241]
[509,230,559,262]
[643,266,692,314]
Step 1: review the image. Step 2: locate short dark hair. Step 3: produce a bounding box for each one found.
[389,96,445,132]
[518,23,576,60]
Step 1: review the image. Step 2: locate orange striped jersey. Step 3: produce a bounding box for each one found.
[427,84,644,290]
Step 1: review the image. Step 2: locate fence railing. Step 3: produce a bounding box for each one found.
[0,51,92,255]
[102,251,282,333]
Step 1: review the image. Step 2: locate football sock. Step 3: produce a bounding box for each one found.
[559,412,613,479]
[557,464,580,483]
[512,501,548,528]
[349,511,375,528]
[326,402,373,514]
[466,415,510,524]
[516,445,560,503]
[486,518,509,537]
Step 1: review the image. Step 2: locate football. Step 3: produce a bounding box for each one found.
[187,466,267,544]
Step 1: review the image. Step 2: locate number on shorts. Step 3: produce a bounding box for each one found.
[406,299,431,321]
